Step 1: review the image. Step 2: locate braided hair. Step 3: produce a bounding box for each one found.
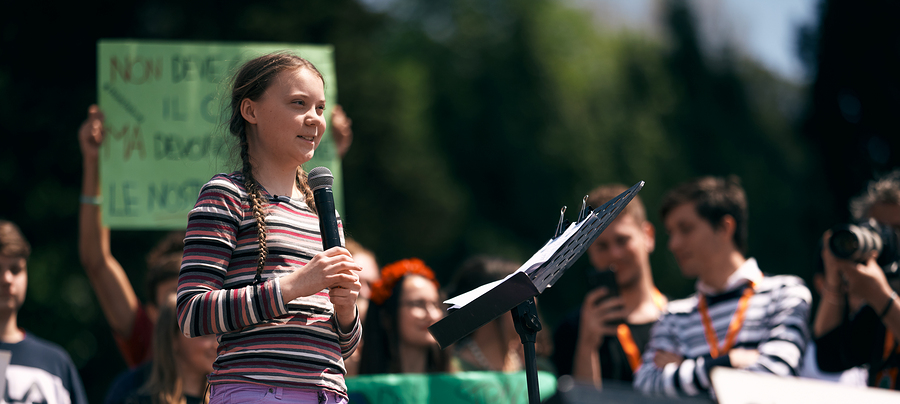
[228,52,323,284]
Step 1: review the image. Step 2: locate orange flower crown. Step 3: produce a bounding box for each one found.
[369,258,440,306]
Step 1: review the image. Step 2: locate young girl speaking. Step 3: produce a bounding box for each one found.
[177,52,362,404]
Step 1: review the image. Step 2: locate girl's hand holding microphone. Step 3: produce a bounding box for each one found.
[280,247,362,330]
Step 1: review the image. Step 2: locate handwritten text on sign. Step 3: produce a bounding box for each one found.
[98,40,342,229]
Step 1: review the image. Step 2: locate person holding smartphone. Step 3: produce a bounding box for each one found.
[552,184,667,388]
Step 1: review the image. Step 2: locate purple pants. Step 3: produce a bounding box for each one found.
[209,383,348,404]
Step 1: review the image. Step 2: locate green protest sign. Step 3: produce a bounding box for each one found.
[97,40,343,229]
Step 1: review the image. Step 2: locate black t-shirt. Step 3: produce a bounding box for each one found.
[105,361,152,404]
[553,308,655,382]
[816,305,900,390]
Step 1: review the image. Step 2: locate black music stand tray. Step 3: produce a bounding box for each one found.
[428,181,644,404]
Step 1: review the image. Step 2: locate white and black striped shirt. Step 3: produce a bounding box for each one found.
[634,258,812,399]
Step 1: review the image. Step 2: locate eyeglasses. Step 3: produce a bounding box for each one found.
[400,299,445,313]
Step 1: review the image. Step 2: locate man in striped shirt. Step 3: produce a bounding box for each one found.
[633,176,812,399]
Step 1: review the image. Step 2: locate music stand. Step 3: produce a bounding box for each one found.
[428,181,644,404]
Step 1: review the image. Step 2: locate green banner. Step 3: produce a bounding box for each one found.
[346,371,558,404]
[97,40,342,229]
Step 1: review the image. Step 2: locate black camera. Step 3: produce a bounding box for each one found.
[828,219,900,277]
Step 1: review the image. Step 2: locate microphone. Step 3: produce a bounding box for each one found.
[307,167,342,250]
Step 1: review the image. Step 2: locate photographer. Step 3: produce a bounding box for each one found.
[814,170,900,390]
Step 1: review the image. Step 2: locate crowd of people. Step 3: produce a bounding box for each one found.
[2,51,900,403]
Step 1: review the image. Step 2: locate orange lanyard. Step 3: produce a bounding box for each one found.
[875,330,900,389]
[883,330,900,360]
[617,288,666,372]
[697,283,755,359]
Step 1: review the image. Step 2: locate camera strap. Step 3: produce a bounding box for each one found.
[874,330,900,389]
[618,288,667,372]
[698,281,756,359]
[883,330,899,360]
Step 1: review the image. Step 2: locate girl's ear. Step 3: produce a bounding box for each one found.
[240,98,259,124]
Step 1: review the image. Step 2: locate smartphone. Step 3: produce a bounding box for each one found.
[587,267,620,298]
[586,267,624,325]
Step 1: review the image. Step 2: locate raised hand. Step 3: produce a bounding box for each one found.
[823,232,894,311]
[78,105,104,159]
[578,287,626,348]
[330,105,353,159]
[841,254,893,310]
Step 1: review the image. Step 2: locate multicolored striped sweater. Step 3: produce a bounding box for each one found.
[176,172,361,397]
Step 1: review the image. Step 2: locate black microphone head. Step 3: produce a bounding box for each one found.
[307,167,334,191]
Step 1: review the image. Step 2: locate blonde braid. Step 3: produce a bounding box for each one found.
[295,167,317,214]
[240,135,268,285]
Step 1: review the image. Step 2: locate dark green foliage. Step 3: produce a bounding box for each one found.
[800,0,900,222]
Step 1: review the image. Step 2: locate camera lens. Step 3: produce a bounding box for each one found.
[829,229,861,259]
[828,223,883,262]
[827,220,900,278]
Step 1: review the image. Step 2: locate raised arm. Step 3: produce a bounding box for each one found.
[841,252,900,349]
[571,288,624,387]
[77,105,141,340]
[813,232,848,338]
[330,104,353,159]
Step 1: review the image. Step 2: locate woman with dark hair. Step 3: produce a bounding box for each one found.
[447,256,554,373]
[446,256,523,372]
[358,258,452,374]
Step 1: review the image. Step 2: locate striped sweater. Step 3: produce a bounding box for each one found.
[176,172,361,397]
[633,259,811,399]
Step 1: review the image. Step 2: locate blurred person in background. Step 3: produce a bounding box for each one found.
[344,238,380,331]
[448,255,553,373]
[814,170,900,390]
[0,220,88,404]
[103,233,188,404]
[80,106,203,403]
[79,104,164,368]
[553,184,666,388]
[358,258,452,374]
[798,250,868,386]
[123,295,216,404]
[343,237,380,377]
[634,176,811,399]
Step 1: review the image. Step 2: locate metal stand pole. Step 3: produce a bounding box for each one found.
[511,297,542,404]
